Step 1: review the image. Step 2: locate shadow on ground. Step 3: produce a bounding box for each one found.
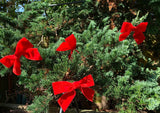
[0,103,112,113]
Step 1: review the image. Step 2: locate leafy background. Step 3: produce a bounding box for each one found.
[0,0,160,113]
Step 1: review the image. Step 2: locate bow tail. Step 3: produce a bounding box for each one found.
[80,87,95,102]
[75,49,79,53]
[119,32,131,42]
[58,90,76,112]
[68,50,73,59]
[133,32,145,45]
[13,59,21,75]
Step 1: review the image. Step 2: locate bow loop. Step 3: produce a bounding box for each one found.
[14,37,33,57]
[120,22,133,33]
[65,34,76,50]
[0,55,17,68]
[24,48,42,60]
[79,74,95,87]
[52,81,74,95]
[136,22,148,32]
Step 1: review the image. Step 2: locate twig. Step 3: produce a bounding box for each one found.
[37,35,44,47]
[59,107,63,113]
[49,1,84,7]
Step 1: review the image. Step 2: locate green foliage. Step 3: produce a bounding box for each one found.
[149,0,160,14]
[27,94,53,113]
[0,0,160,113]
[129,80,160,110]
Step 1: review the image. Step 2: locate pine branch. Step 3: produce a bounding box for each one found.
[48,1,84,7]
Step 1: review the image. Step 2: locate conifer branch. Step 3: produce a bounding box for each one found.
[48,1,84,7]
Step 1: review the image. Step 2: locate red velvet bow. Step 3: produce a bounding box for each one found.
[119,22,148,44]
[56,34,78,59]
[52,74,95,112]
[0,37,42,75]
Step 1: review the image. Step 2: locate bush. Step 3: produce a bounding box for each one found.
[0,0,160,112]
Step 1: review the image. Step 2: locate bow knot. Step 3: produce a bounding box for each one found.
[131,26,136,31]
[52,74,95,112]
[73,81,80,89]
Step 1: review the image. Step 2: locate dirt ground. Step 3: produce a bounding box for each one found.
[0,102,117,113]
[0,106,111,113]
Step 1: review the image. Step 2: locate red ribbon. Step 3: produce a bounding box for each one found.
[119,22,148,44]
[56,34,79,59]
[52,74,95,112]
[0,37,42,75]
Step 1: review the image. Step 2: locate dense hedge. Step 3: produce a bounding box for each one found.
[0,0,160,112]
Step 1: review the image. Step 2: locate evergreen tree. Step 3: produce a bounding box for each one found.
[0,0,160,113]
